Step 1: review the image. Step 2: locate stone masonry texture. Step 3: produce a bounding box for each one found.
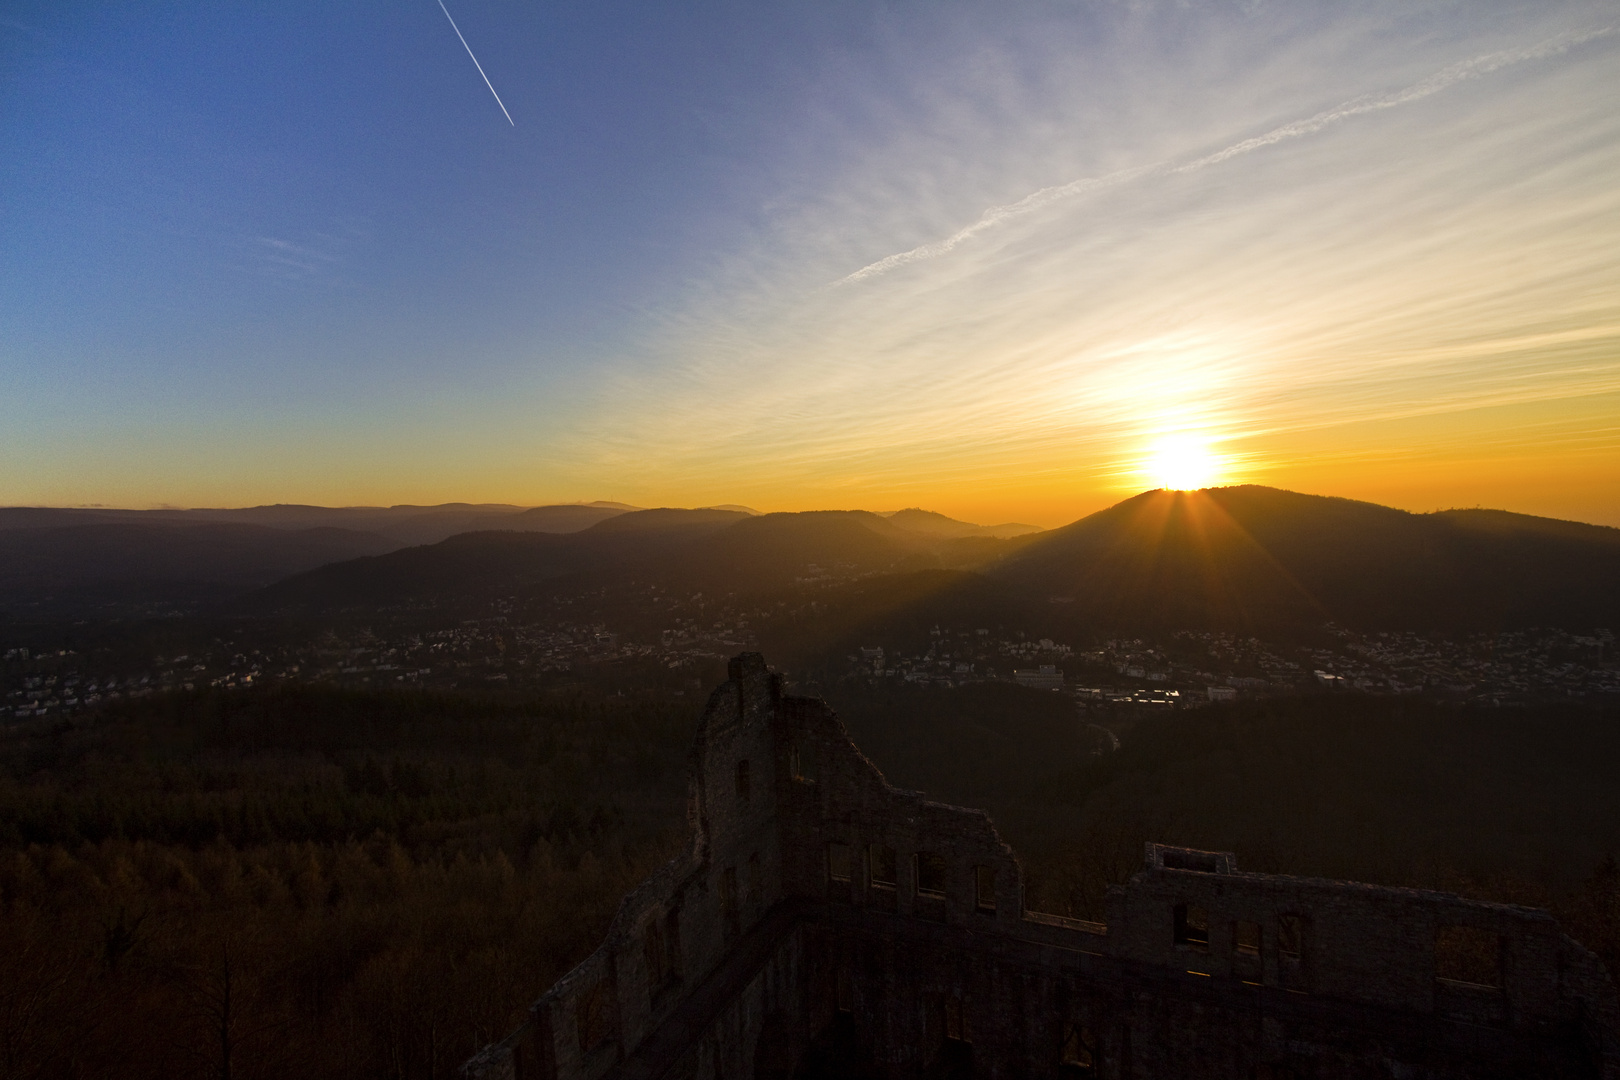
[462,653,1620,1080]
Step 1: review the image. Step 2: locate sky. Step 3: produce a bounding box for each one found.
[2,0,1618,528]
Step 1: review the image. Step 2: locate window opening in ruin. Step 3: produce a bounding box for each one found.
[943,997,971,1043]
[643,919,667,990]
[720,867,739,935]
[916,852,948,897]
[1173,904,1209,949]
[1059,1022,1095,1074]
[1161,849,1220,873]
[827,843,852,883]
[577,979,614,1052]
[869,844,897,888]
[735,759,750,801]
[1234,920,1261,956]
[1435,925,1503,988]
[747,851,761,907]
[974,865,997,912]
[1278,914,1304,960]
[791,743,816,783]
[836,967,854,1013]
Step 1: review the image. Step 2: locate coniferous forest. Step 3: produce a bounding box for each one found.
[3,679,1619,1079]
[0,685,693,1080]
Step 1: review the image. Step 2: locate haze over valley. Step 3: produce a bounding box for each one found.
[6,485,1617,717]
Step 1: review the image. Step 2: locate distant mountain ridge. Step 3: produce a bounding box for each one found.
[988,486,1620,632]
[0,502,639,616]
[0,501,1032,618]
[6,489,1618,633]
[0,501,638,546]
[252,487,1620,633]
[881,508,1042,539]
[243,506,1043,613]
[0,522,398,616]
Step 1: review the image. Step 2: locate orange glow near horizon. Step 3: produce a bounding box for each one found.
[1143,435,1225,492]
[4,6,1619,534]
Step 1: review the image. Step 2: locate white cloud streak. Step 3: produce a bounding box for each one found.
[498,2,1620,523]
[1177,25,1615,172]
[837,26,1614,286]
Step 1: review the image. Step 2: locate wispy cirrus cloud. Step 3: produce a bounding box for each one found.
[549,1,1620,522]
[247,226,371,285]
[254,235,339,277]
[837,25,1616,286]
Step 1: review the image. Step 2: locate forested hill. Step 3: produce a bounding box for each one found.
[248,487,1620,636]
[0,502,637,617]
[246,507,1031,612]
[987,486,1620,632]
[0,522,398,616]
[7,487,1616,634]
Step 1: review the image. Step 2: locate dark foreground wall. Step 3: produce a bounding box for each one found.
[464,654,1620,1080]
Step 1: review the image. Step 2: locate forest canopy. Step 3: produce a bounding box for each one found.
[2,681,1618,1080]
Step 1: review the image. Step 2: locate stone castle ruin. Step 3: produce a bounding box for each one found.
[465,653,1620,1079]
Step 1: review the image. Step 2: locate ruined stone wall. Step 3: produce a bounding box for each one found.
[465,654,1620,1080]
[466,655,800,1080]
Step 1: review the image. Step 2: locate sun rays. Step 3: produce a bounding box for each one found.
[1143,435,1226,492]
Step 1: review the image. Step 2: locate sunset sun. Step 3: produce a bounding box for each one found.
[1146,435,1222,491]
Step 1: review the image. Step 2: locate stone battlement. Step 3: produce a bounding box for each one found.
[465,653,1620,1080]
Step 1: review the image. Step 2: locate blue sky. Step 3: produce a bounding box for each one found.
[2,2,828,411]
[3,0,1618,524]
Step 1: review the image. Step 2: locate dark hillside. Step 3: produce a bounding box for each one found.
[597,509,1029,590]
[213,502,530,544]
[0,502,634,547]
[174,487,1620,632]
[585,507,748,534]
[248,509,747,611]
[1034,697,1620,890]
[830,681,1107,805]
[748,569,1040,667]
[821,684,1620,973]
[504,502,631,534]
[248,510,941,613]
[885,508,1042,539]
[0,507,140,530]
[673,511,923,589]
[989,487,1331,629]
[0,523,398,617]
[247,530,582,610]
[992,486,1620,632]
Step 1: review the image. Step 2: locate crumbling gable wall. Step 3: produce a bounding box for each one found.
[466,655,1620,1080]
[769,688,1025,930]
[1110,843,1620,1027]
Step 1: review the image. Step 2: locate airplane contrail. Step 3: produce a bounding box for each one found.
[437,0,514,127]
[836,27,1613,286]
